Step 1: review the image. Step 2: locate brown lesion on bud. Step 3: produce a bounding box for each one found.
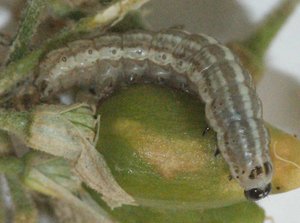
[113,118,209,179]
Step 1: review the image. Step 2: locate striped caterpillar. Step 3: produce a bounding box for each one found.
[36,29,273,200]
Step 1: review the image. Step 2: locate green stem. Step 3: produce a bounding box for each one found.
[0,110,31,141]
[227,0,299,83]
[242,0,299,61]
[5,174,38,223]
[6,0,46,64]
[0,0,148,99]
[0,130,14,156]
[0,157,25,175]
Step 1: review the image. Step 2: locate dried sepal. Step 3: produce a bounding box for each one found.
[27,103,96,160]
[29,103,136,208]
[73,137,137,208]
[0,103,136,208]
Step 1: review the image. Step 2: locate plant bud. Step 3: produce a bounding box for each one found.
[98,85,300,206]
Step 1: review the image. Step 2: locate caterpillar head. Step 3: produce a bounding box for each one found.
[218,120,273,201]
[244,182,271,201]
[233,160,273,201]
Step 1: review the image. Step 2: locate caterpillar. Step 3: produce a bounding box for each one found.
[35,29,273,201]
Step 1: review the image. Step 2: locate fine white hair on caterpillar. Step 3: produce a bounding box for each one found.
[36,29,273,200]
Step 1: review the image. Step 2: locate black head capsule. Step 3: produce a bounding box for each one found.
[244,183,272,201]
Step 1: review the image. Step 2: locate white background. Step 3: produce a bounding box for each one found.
[1,1,300,222]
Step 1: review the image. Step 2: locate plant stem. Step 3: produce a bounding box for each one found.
[0,110,31,141]
[0,130,14,156]
[0,157,25,175]
[228,0,299,83]
[5,175,38,223]
[242,0,299,61]
[6,0,46,64]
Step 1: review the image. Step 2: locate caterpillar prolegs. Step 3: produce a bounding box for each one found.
[36,29,273,200]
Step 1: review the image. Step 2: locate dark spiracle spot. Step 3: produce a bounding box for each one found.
[61,56,67,62]
[177,60,183,67]
[88,49,93,54]
[136,49,143,55]
[161,54,167,60]
[111,49,117,55]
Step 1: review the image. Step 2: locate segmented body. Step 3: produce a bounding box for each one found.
[36,30,273,199]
